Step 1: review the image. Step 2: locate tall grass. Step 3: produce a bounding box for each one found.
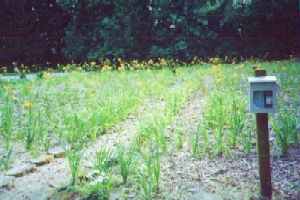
[63,114,89,186]
[117,145,133,184]
[272,107,298,155]
[0,87,14,169]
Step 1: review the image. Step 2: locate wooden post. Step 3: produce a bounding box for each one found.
[255,69,272,199]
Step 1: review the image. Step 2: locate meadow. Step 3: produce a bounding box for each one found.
[0,59,299,200]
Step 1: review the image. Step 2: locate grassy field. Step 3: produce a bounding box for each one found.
[0,60,299,200]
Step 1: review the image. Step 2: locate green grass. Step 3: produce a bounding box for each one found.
[0,60,300,199]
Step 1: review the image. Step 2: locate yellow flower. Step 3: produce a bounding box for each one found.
[43,72,51,80]
[148,59,154,65]
[159,58,167,65]
[23,101,33,109]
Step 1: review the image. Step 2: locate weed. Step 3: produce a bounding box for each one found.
[191,128,201,157]
[67,150,81,186]
[63,115,88,185]
[0,93,14,150]
[24,100,36,150]
[137,117,167,153]
[95,148,113,174]
[151,149,161,192]
[80,177,112,200]
[175,128,183,150]
[0,148,12,170]
[272,107,298,155]
[195,123,210,156]
[137,170,153,200]
[117,145,133,184]
[241,127,253,154]
[228,94,246,148]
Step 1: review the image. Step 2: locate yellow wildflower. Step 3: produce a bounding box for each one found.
[23,101,33,109]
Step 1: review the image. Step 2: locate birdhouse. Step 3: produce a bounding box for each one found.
[248,76,278,113]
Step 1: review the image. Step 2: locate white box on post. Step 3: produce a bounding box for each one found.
[248,76,278,113]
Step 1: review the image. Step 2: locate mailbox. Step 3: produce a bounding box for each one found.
[248,76,278,113]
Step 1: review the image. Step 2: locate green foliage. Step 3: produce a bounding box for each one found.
[0,92,14,150]
[196,65,253,157]
[137,146,161,199]
[95,148,113,174]
[67,150,81,186]
[117,145,133,184]
[54,0,298,62]
[228,93,247,148]
[0,148,12,171]
[272,107,298,155]
[80,178,112,200]
[63,114,89,186]
[175,128,183,150]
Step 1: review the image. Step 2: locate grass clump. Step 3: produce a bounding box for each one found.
[272,107,298,155]
[95,148,113,174]
[117,145,133,184]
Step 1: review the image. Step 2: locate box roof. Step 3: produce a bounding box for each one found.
[248,76,277,83]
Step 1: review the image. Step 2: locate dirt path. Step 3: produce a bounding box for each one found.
[159,90,223,200]
[0,99,166,200]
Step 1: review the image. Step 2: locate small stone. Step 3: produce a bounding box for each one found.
[6,164,37,177]
[31,154,54,166]
[47,146,65,158]
[0,175,15,189]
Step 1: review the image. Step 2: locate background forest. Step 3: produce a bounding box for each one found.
[0,0,299,69]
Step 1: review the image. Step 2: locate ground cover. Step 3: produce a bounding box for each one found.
[0,60,299,200]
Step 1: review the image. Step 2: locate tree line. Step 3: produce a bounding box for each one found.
[0,0,299,69]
